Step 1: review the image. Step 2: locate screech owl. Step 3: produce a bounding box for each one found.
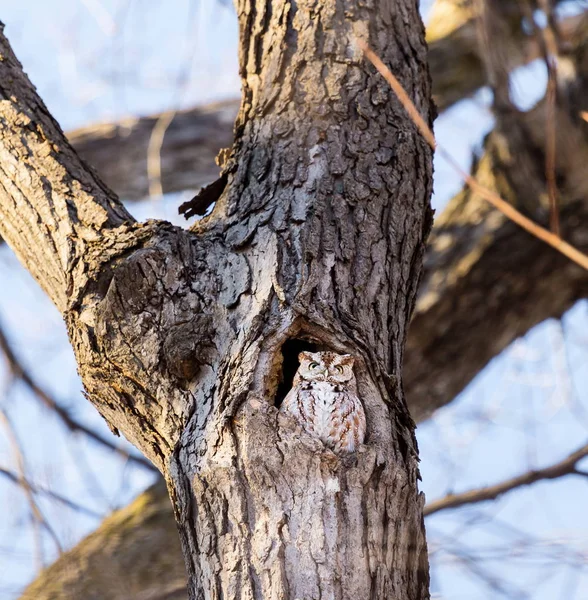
[281,351,366,454]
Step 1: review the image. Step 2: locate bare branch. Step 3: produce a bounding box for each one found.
[358,40,588,272]
[147,110,177,199]
[19,480,187,600]
[0,24,134,312]
[424,442,588,516]
[55,11,588,206]
[427,1,585,109]
[0,321,156,472]
[521,0,561,236]
[0,406,63,557]
[67,100,238,202]
[0,466,104,519]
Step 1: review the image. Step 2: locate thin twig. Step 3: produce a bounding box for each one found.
[0,323,156,472]
[80,0,117,36]
[424,441,588,515]
[147,109,177,199]
[473,0,513,111]
[0,407,63,559]
[544,66,559,235]
[448,545,526,598]
[147,2,200,201]
[0,466,104,519]
[357,39,588,272]
[537,0,561,235]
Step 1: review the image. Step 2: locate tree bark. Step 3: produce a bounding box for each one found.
[20,95,588,600]
[59,12,588,425]
[13,4,588,599]
[0,0,434,597]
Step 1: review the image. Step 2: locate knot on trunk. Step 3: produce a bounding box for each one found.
[94,230,218,384]
[163,319,215,381]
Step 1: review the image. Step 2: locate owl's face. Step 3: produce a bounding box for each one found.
[296,351,355,385]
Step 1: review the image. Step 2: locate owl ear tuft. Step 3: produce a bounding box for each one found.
[298,351,314,363]
[339,354,355,366]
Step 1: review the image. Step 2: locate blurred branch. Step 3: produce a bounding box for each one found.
[521,0,561,235]
[0,323,156,472]
[0,466,104,519]
[407,131,588,421]
[360,31,588,419]
[68,100,238,202]
[405,12,588,418]
[447,545,526,599]
[81,0,117,36]
[19,480,187,600]
[0,407,62,560]
[147,110,177,199]
[360,40,588,271]
[424,441,588,516]
[537,0,561,236]
[427,1,585,110]
[61,11,587,204]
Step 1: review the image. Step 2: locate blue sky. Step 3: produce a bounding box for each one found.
[1,1,587,599]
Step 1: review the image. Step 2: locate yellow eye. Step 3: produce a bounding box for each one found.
[309,362,320,369]
[335,365,344,374]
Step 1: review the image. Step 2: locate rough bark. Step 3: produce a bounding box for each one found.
[19,88,588,600]
[19,103,588,600]
[13,5,588,600]
[58,11,588,425]
[0,52,133,313]
[1,0,434,597]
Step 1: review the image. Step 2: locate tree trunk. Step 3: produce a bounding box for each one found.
[0,0,433,597]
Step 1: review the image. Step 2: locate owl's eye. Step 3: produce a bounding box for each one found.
[334,365,344,374]
[309,362,320,369]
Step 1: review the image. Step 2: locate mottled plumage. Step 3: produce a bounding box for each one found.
[281,351,366,453]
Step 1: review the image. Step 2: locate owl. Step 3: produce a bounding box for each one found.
[281,351,366,454]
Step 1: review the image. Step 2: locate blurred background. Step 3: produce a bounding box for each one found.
[1,1,588,598]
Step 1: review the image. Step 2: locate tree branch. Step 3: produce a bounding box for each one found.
[67,100,238,202]
[0,406,62,558]
[23,438,588,599]
[424,441,588,516]
[57,14,588,428]
[0,466,104,519]
[427,1,585,111]
[0,22,134,312]
[0,320,156,472]
[19,480,188,600]
[2,11,588,434]
[406,109,588,421]
[61,12,588,205]
[405,11,588,419]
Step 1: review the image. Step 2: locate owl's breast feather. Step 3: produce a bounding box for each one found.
[308,381,340,438]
